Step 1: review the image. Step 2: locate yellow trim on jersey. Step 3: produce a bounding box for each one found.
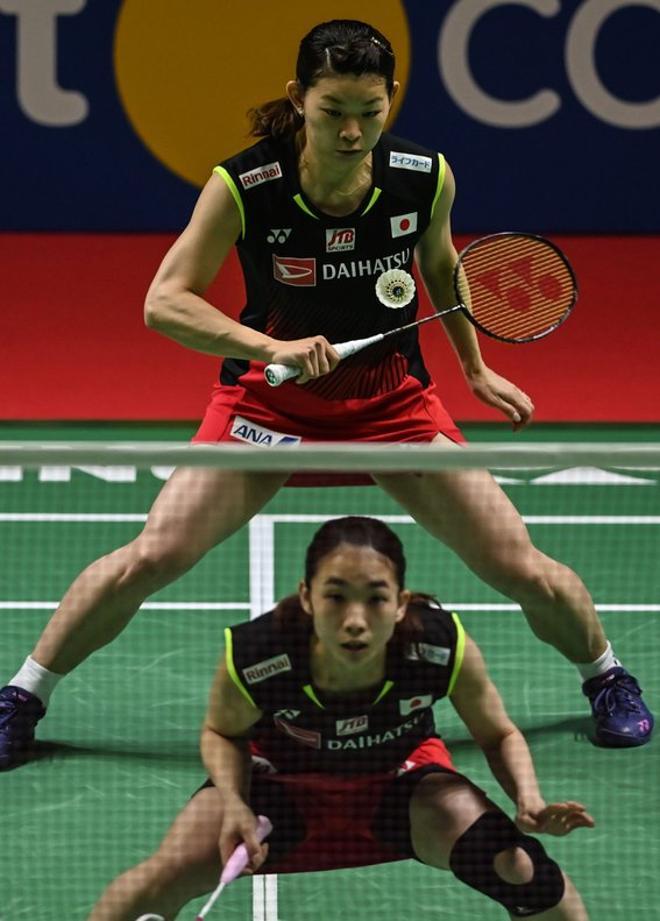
[372,678,394,705]
[224,627,257,708]
[430,154,446,219]
[213,166,246,239]
[361,186,382,216]
[293,193,319,220]
[302,683,325,708]
[447,612,466,697]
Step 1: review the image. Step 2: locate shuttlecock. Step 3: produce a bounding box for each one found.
[375,269,416,308]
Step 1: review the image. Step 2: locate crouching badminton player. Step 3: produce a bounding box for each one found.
[88,517,593,920]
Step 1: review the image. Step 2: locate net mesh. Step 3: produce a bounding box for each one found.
[1,441,658,921]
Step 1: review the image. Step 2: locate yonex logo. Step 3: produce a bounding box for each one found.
[389,152,432,173]
[239,160,282,189]
[274,709,301,720]
[230,415,301,447]
[326,227,355,253]
[390,212,418,238]
[272,254,317,286]
[267,228,292,244]
[243,653,291,685]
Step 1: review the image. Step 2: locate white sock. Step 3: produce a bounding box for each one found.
[576,642,621,682]
[9,656,63,707]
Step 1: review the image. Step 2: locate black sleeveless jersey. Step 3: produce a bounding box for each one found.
[225,601,465,774]
[214,133,446,401]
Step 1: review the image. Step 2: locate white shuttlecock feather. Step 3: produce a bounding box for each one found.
[375,269,416,309]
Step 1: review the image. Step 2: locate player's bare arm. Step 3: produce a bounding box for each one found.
[415,162,534,429]
[201,658,262,795]
[201,659,268,869]
[450,635,594,836]
[145,172,339,374]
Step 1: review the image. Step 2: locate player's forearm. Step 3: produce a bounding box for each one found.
[200,727,253,803]
[482,729,543,807]
[439,310,486,377]
[145,289,277,361]
[419,263,485,376]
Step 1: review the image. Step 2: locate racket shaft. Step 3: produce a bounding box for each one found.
[263,305,464,387]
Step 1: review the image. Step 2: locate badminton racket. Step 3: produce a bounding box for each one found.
[195,814,273,920]
[264,232,577,387]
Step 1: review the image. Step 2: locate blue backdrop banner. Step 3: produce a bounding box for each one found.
[1,0,659,231]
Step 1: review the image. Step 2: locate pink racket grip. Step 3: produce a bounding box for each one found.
[220,815,273,884]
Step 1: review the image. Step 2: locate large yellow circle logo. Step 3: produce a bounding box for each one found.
[114,1,411,187]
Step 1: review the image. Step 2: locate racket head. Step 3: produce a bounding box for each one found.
[454,232,578,344]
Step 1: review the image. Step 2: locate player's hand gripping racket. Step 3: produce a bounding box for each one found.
[133,815,273,921]
[195,814,273,920]
[263,233,577,387]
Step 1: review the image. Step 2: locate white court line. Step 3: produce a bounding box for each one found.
[263,514,660,525]
[0,513,148,521]
[2,513,660,524]
[248,517,278,921]
[1,601,657,612]
[0,601,250,610]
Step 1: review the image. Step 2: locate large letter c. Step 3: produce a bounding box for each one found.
[438,0,561,128]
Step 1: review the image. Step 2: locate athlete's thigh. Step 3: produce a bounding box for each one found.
[408,772,494,870]
[141,466,289,560]
[151,786,224,879]
[373,435,533,572]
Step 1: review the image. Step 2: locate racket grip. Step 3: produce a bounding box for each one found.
[263,335,382,387]
[220,815,273,884]
[264,362,300,387]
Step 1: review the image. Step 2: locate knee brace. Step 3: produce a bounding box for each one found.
[449,811,565,917]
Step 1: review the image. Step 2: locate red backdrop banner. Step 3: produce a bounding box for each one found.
[2,234,659,422]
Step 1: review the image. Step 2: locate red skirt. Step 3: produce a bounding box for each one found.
[193,369,464,486]
[248,737,457,873]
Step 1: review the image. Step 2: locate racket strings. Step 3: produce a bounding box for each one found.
[457,236,576,342]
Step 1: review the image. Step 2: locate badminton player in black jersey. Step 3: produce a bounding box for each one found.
[89,517,593,920]
[0,19,652,769]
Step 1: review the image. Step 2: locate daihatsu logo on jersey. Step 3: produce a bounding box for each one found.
[326,227,355,252]
[273,255,317,286]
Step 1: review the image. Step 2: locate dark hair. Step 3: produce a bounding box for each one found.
[303,515,405,587]
[274,516,434,649]
[249,19,395,139]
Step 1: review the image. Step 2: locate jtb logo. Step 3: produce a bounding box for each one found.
[326,228,355,252]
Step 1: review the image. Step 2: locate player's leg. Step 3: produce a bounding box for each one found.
[375,458,604,662]
[408,772,589,920]
[87,786,224,920]
[0,467,288,768]
[373,445,653,746]
[32,467,286,671]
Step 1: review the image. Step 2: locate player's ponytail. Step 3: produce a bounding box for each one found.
[248,19,395,139]
[248,98,303,140]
